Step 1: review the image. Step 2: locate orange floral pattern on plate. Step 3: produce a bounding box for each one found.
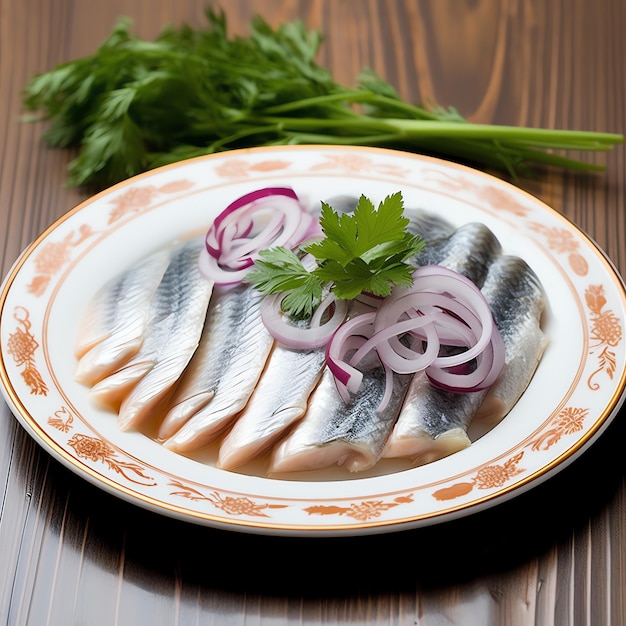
[424,170,531,217]
[586,284,622,389]
[6,306,47,395]
[168,480,288,518]
[528,222,589,276]
[213,159,292,178]
[303,493,415,521]
[528,407,588,451]
[432,452,525,501]
[27,225,93,296]
[67,433,156,486]
[47,406,74,433]
[309,154,410,178]
[107,180,195,224]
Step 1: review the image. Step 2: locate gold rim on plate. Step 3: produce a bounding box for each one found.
[1,145,625,536]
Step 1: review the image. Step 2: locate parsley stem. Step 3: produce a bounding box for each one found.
[250,116,622,149]
[262,91,440,121]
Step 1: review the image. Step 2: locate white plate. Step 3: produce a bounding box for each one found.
[1,145,625,536]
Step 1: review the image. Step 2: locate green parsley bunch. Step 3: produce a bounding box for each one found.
[22,9,622,190]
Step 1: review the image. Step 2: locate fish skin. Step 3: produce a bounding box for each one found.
[162,286,274,451]
[383,253,547,463]
[381,222,503,463]
[468,255,548,437]
[322,195,358,214]
[216,343,327,470]
[74,247,172,385]
[268,363,411,475]
[157,283,258,440]
[413,221,502,285]
[380,372,481,464]
[406,209,457,264]
[89,238,214,430]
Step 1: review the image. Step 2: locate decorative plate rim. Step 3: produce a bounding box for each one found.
[1,145,625,536]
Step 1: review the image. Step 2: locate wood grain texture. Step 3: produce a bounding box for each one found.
[1,1,625,624]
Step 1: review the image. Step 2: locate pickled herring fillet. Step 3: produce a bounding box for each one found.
[381,222,503,463]
[383,254,547,462]
[74,247,172,385]
[89,238,214,430]
[382,373,481,464]
[414,221,502,285]
[469,255,548,437]
[381,370,482,463]
[157,283,260,440]
[216,344,327,470]
[268,362,411,475]
[162,287,274,451]
[409,209,456,239]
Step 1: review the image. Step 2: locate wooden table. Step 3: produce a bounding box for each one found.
[1,1,625,624]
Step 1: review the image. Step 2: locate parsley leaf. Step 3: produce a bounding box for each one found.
[245,247,323,319]
[305,192,422,263]
[314,257,415,300]
[245,192,426,318]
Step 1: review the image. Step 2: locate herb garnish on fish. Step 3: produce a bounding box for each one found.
[246,192,425,319]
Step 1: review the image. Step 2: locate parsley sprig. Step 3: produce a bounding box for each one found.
[246,192,425,318]
[21,9,623,190]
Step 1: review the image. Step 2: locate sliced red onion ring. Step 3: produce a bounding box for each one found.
[328,335,370,404]
[349,313,441,374]
[376,267,495,364]
[198,249,253,286]
[216,212,284,265]
[325,312,376,396]
[323,264,506,405]
[376,365,396,414]
[260,292,349,349]
[427,325,505,392]
[211,187,299,234]
[199,187,318,284]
